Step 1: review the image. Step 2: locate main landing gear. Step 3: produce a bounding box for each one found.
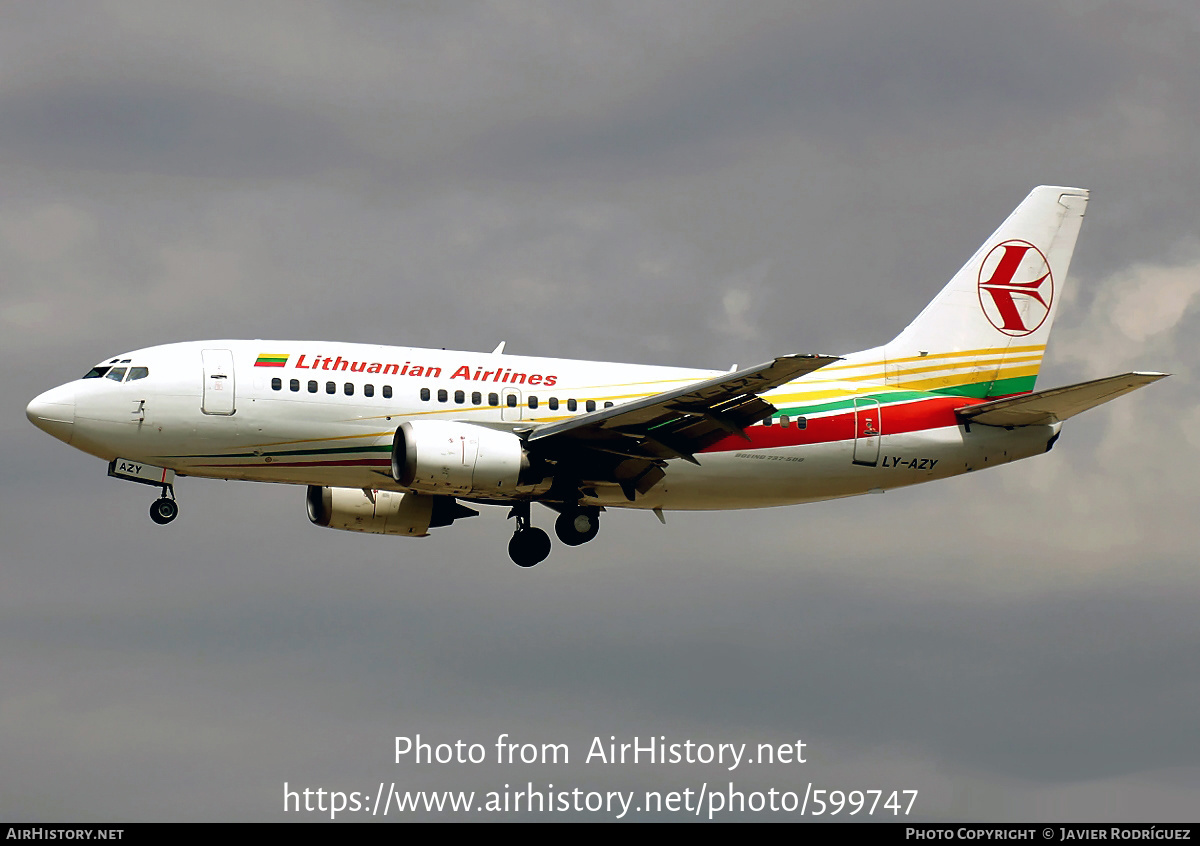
[149,485,179,525]
[508,502,551,568]
[554,507,600,546]
[507,503,601,567]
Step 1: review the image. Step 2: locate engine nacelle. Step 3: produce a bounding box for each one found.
[306,485,475,536]
[392,420,532,495]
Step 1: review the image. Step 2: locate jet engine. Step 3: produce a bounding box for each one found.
[392,420,539,495]
[306,485,475,536]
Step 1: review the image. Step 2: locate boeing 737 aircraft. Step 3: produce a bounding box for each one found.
[27,186,1166,566]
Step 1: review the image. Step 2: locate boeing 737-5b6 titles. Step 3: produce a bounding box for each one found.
[27,187,1166,566]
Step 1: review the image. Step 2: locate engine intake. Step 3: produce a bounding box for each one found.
[392,420,531,495]
[306,486,475,536]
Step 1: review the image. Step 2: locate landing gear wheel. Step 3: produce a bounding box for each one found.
[150,497,178,525]
[555,510,600,546]
[509,528,551,568]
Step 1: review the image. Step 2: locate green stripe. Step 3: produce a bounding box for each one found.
[928,374,1037,398]
[182,444,391,459]
[772,375,1039,418]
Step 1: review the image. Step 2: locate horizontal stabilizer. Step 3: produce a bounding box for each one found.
[957,372,1168,427]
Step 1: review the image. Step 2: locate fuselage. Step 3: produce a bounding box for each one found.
[26,339,1058,511]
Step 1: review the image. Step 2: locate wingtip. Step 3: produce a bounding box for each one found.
[1034,184,1090,196]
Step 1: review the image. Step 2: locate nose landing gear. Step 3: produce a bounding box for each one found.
[107,458,180,526]
[149,491,179,525]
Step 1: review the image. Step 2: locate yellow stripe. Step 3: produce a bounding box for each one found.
[858,353,1044,382]
[763,363,1040,405]
[822,343,1046,373]
[804,352,1044,387]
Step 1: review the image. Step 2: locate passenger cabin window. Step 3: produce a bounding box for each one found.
[420,387,430,401]
[488,393,499,407]
[290,379,300,392]
[795,417,807,429]
[780,416,790,428]
[308,380,318,393]
[586,400,596,412]
[567,399,577,412]
[364,384,374,397]
[344,382,354,396]
[506,394,518,408]
[271,377,282,391]
[454,390,465,404]
[548,397,559,410]
[528,396,538,409]
[472,391,481,405]
[437,389,448,403]
[106,367,127,382]
[382,386,392,399]
[604,401,614,408]
[326,381,336,394]
[83,366,111,379]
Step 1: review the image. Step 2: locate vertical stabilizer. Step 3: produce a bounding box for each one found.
[881,186,1088,398]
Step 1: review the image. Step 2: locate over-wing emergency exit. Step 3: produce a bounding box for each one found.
[27,186,1167,566]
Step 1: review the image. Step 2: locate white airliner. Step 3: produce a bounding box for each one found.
[27,186,1165,566]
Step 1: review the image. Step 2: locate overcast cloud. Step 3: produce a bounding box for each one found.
[2,0,1198,822]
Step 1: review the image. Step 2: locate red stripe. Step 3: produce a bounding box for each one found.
[702,396,978,453]
[254,361,288,367]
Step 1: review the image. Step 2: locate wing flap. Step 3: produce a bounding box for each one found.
[526,354,839,500]
[528,354,839,447]
[957,372,1168,427]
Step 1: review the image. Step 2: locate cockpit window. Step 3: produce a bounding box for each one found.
[83,366,111,379]
[128,367,149,381]
[106,367,127,382]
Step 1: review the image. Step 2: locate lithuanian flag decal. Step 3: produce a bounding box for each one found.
[254,353,289,368]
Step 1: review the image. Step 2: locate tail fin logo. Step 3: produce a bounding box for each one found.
[977,240,1054,336]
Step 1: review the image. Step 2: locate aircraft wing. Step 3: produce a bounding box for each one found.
[526,354,839,499]
[956,372,1168,427]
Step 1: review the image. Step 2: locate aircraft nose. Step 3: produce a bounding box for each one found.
[26,385,76,444]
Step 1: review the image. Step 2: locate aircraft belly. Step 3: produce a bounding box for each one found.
[597,424,1056,511]
[178,463,394,489]
[645,441,870,510]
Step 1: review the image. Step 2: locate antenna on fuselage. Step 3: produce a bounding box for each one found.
[492,341,506,354]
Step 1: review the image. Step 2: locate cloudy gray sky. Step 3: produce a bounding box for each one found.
[3,0,1199,822]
